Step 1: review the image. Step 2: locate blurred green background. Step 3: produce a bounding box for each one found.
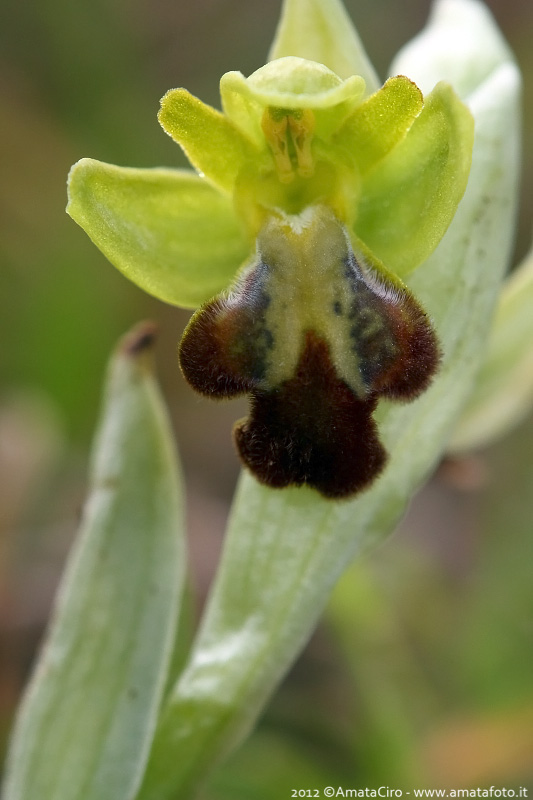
[1,0,532,794]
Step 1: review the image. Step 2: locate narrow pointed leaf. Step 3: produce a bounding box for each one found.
[356,80,474,277]
[268,0,380,92]
[3,323,186,800]
[449,244,533,453]
[67,160,250,308]
[136,14,521,800]
[158,89,258,194]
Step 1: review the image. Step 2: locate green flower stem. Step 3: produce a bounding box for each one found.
[137,5,521,797]
[3,324,186,800]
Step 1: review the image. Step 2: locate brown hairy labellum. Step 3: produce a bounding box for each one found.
[179,206,440,499]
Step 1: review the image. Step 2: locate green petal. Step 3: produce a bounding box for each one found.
[449,244,533,453]
[355,81,474,277]
[268,0,380,92]
[334,75,424,176]
[3,324,185,800]
[67,159,251,309]
[158,89,258,194]
[220,59,365,146]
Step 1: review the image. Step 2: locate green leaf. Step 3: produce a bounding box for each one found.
[355,80,474,278]
[449,244,533,453]
[334,75,423,176]
[135,11,521,800]
[268,0,380,92]
[158,89,258,194]
[67,160,251,309]
[3,323,186,800]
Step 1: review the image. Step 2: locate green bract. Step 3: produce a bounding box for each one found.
[3,325,186,800]
[67,53,473,309]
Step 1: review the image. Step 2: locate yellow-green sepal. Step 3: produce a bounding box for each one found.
[158,89,259,194]
[355,81,474,277]
[67,159,250,309]
[268,0,380,92]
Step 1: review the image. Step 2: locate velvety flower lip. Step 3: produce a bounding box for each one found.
[178,204,441,499]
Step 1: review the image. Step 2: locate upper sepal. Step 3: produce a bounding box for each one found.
[268,0,380,91]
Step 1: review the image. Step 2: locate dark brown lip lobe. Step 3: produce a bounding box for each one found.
[179,210,440,500]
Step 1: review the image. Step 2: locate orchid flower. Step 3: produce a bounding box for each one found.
[4,0,523,798]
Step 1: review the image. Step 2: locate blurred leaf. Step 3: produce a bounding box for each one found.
[449,243,533,452]
[67,160,251,308]
[3,323,186,800]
